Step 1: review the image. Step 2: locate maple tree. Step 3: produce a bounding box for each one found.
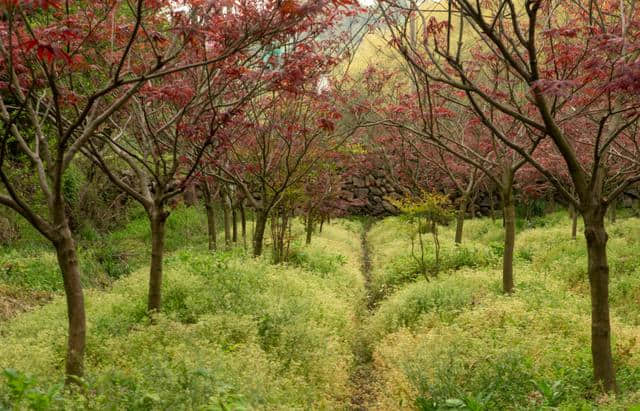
[357,64,538,294]
[0,0,360,381]
[211,82,357,257]
[377,0,640,391]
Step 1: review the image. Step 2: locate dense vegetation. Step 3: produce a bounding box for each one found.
[2,0,640,408]
[2,207,640,409]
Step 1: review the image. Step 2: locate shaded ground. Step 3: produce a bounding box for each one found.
[0,286,53,322]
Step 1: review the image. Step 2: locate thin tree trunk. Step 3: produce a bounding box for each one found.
[54,223,86,382]
[148,208,168,312]
[253,210,267,257]
[455,196,468,244]
[489,191,496,222]
[223,194,231,248]
[584,207,617,392]
[432,221,440,275]
[232,206,238,243]
[239,202,247,250]
[609,199,617,223]
[203,185,217,251]
[502,200,515,294]
[279,211,289,262]
[305,210,314,245]
[319,216,324,233]
[183,184,198,207]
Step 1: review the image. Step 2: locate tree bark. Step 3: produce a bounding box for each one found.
[253,210,267,257]
[454,196,468,244]
[502,201,515,294]
[239,202,247,250]
[54,223,86,382]
[489,191,496,222]
[148,208,168,312]
[583,208,617,392]
[183,184,198,207]
[609,199,617,223]
[305,210,314,245]
[232,207,238,243]
[203,184,217,251]
[223,193,231,248]
[205,200,217,251]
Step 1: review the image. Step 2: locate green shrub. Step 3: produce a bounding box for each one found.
[288,247,346,277]
[1,369,62,411]
[367,273,488,342]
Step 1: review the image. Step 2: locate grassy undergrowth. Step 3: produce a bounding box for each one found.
[0,211,365,409]
[3,209,640,409]
[365,212,640,410]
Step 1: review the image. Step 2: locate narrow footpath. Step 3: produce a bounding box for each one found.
[349,219,376,410]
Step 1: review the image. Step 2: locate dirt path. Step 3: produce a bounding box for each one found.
[349,219,376,410]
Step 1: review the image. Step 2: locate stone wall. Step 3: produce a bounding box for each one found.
[339,169,404,216]
[340,171,640,217]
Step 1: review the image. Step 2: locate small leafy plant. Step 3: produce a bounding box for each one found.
[1,368,62,410]
[389,192,454,279]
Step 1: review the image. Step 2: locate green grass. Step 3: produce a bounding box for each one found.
[0,212,365,409]
[2,209,640,409]
[365,212,640,410]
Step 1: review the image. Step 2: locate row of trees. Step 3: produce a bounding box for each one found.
[2,0,638,396]
[0,0,365,382]
[350,0,639,393]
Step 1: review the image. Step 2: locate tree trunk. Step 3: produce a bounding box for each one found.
[609,199,617,223]
[583,208,617,392]
[223,194,231,248]
[232,206,238,243]
[455,196,468,244]
[502,201,515,294]
[253,210,267,257]
[203,185,217,251]
[239,202,247,250]
[489,191,496,222]
[54,223,86,382]
[319,216,324,233]
[183,184,198,207]
[148,208,168,312]
[305,210,314,245]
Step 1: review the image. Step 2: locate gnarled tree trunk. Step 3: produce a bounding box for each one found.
[583,206,617,392]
